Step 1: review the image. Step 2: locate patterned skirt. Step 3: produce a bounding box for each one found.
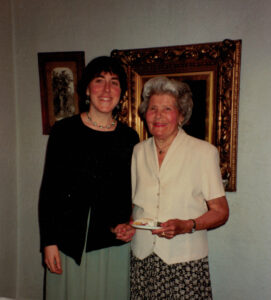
[130,253,212,300]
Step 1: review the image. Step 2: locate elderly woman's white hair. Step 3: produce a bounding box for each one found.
[139,76,193,126]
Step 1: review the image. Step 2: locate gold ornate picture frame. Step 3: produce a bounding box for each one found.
[111,39,241,191]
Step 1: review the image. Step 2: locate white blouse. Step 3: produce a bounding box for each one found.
[131,129,225,264]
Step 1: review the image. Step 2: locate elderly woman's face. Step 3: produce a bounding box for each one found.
[146,94,183,140]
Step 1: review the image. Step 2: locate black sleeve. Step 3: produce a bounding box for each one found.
[38,121,67,250]
[109,127,139,228]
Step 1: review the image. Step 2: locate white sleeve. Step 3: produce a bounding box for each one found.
[201,145,225,201]
[131,148,137,202]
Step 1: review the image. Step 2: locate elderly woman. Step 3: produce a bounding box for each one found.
[117,76,229,299]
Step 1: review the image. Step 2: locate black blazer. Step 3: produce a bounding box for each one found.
[39,115,139,265]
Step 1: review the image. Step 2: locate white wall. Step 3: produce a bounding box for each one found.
[0,0,17,299]
[2,0,271,299]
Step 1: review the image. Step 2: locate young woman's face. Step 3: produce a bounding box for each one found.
[146,93,183,140]
[86,71,121,115]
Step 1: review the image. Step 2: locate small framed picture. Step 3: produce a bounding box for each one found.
[38,51,85,134]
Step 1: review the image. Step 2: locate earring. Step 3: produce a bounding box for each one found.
[85,95,90,105]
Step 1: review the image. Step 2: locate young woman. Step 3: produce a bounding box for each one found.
[39,56,139,300]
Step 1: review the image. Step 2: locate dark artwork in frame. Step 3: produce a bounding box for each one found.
[38,51,85,134]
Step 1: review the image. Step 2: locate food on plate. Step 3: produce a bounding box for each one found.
[132,218,158,227]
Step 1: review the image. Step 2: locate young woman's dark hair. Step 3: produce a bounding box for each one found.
[77,56,127,115]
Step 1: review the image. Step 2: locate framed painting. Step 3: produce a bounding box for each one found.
[111,39,242,191]
[38,51,85,134]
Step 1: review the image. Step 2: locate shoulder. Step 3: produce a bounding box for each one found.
[48,115,83,148]
[133,137,152,154]
[182,131,218,154]
[117,122,140,144]
[117,121,137,135]
[51,114,81,135]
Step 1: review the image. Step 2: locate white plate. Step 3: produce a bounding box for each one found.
[132,224,161,230]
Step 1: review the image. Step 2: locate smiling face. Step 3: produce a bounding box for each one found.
[146,93,184,141]
[86,71,121,116]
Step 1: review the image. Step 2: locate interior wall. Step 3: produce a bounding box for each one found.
[0,0,17,298]
[7,0,271,299]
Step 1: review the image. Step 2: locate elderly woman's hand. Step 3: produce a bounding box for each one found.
[113,223,136,242]
[152,219,192,239]
[151,196,229,239]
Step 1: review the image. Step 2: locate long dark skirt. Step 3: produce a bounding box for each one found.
[130,253,212,300]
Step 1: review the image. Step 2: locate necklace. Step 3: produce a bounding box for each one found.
[155,133,178,155]
[155,141,172,155]
[86,112,116,129]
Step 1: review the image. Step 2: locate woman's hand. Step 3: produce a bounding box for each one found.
[44,245,63,274]
[152,196,229,239]
[152,219,192,239]
[113,223,136,242]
